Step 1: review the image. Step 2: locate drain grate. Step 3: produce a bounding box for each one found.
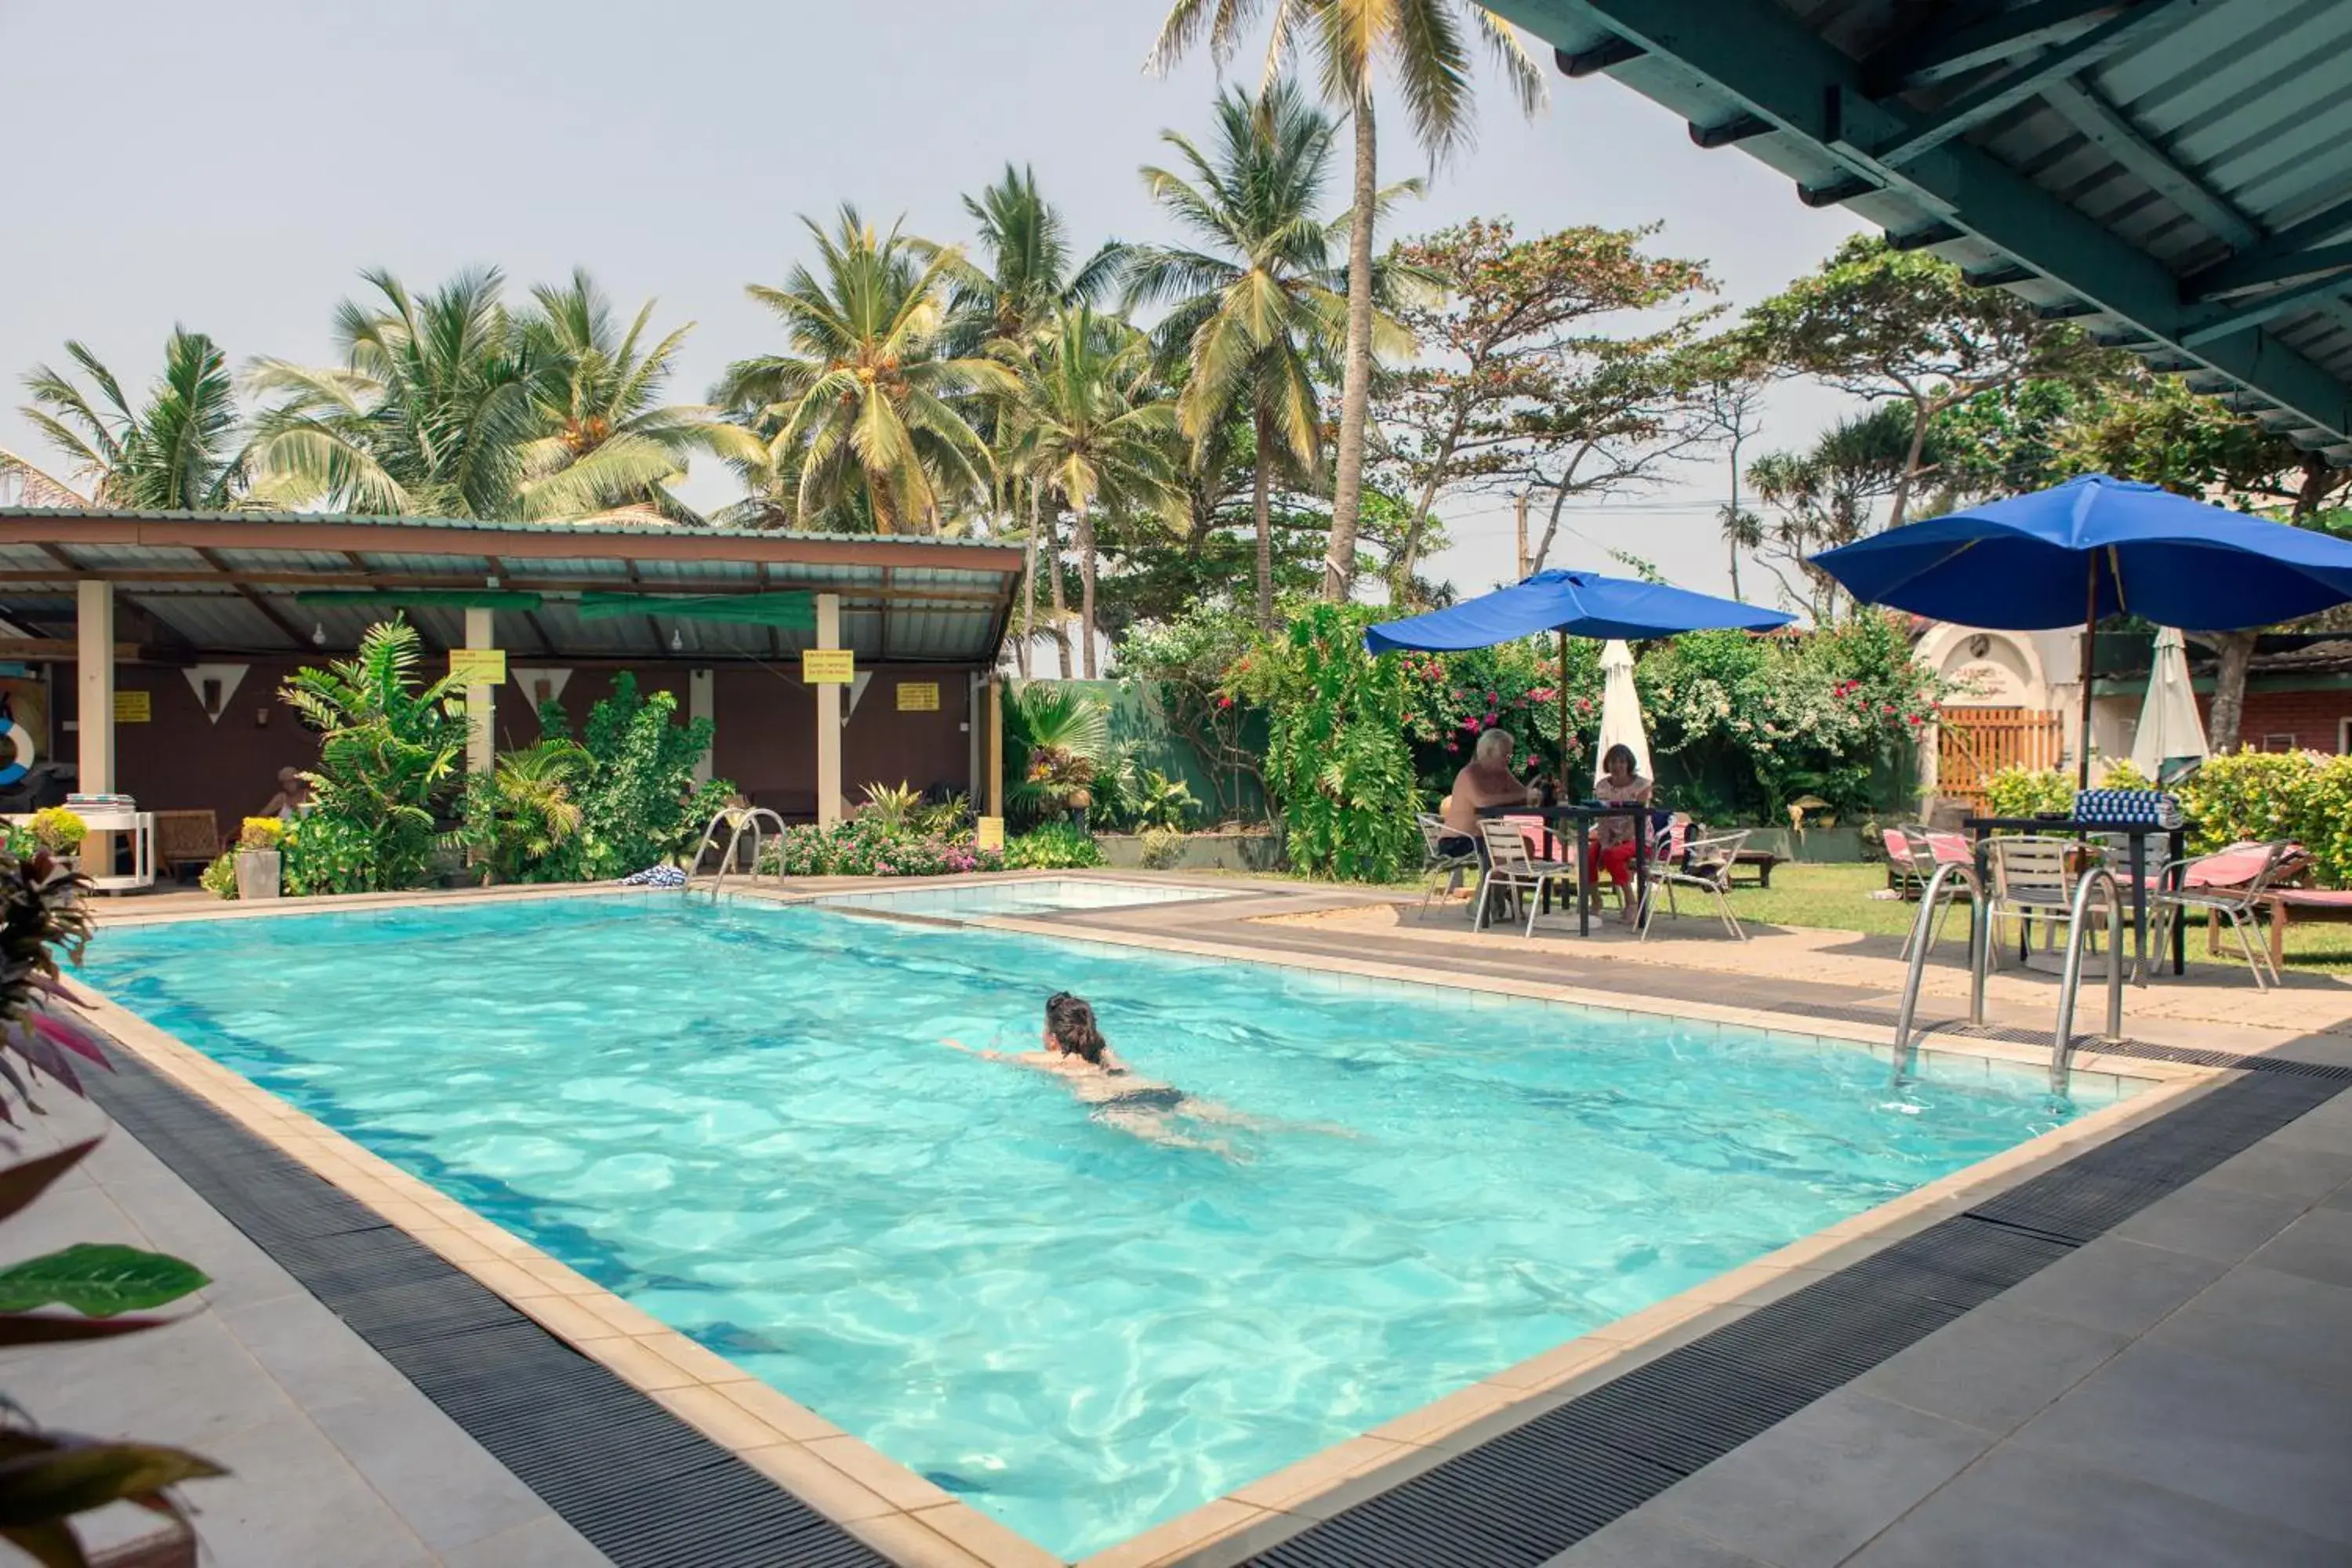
[1247,1069,2345,1566]
[85,1053,887,1568]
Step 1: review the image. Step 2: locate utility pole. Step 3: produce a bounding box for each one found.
[1514,492,1530,581]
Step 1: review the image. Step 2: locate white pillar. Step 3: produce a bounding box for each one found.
[815,594,842,826]
[76,581,114,794]
[689,669,714,786]
[464,607,495,775]
[986,677,1004,819]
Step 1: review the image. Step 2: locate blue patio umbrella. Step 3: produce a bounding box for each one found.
[1365,568,1793,780]
[1811,473,2352,784]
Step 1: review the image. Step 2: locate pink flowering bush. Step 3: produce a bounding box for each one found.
[758,816,1005,878]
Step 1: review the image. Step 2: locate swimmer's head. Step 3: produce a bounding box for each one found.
[1044,991,1108,1065]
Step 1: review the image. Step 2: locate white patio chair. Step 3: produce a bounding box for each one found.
[1415,812,1481,914]
[1984,836,2111,969]
[1638,827,1751,942]
[1474,817,1577,937]
[1896,826,1976,961]
[2140,839,2303,991]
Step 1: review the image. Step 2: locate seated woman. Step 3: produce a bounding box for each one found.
[1588,743,1654,923]
[1439,727,1542,856]
[946,992,1243,1153]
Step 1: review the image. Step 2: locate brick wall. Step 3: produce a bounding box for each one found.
[2196,688,2352,752]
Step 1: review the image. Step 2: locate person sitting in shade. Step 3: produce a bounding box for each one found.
[1439,727,1541,857]
[1588,743,1653,924]
[261,767,314,819]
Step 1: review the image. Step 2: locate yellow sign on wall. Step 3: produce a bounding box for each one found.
[112,691,151,724]
[803,649,855,684]
[449,648,507,685]
[896,680,940,712]
[975,816,1004,852]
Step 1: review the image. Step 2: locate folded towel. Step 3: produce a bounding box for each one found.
[619,864,688,887]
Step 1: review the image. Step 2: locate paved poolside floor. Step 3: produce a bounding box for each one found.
[29,874,2352,1566]
[3,1096,612,1568]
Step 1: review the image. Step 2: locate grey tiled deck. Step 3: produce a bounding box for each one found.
[0,1097,612,1568]
[1538,1080,2352,1568]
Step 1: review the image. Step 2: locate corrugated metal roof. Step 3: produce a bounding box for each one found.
[0,506,1016,662]
[1515,0,2352,459]
[0,505,1019,551]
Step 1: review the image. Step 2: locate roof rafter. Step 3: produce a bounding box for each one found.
[1865,0,2132,93]
[1511,0,2352,446]
[2039,78,2259,250]
[2191,193,2352,298]
[192,546,309,648]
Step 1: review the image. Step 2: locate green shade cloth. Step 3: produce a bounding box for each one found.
[576,591,816,629]
[295,589,543,610]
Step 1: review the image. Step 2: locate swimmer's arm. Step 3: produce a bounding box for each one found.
[941,1039,1058,1066]
[942,1038,1016,1062]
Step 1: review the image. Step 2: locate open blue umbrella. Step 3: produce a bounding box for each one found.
[1365,568,1793,781]
[1812,473,2352,783]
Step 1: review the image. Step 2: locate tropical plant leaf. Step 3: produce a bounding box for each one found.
[0,1518,85,1568]
[0,1432,223,1529]
[0,1247,209,1318]
[0,1143,97,1227]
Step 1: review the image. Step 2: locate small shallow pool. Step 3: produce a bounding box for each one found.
[80,897,2110,1558]
[817,875,1229,919]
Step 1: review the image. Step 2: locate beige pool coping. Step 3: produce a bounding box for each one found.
[78,877,2217,1568]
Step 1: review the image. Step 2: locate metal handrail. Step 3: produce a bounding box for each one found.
[2051,865,2124,1097]
[1890,858,1984,1086]
[695,806,787,898]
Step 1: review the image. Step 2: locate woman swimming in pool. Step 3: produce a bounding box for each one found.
[945,992,1241,1152]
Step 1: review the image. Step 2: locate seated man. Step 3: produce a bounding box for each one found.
[1440,727,1541,856]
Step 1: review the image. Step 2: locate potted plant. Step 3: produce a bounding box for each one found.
[232,816,283,901]
[28,807,85,870]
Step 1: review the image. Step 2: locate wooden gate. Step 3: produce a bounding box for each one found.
[1936,706,2063,810]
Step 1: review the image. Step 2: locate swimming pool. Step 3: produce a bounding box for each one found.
[81,897,2109,1559]
[817,875,1229,919]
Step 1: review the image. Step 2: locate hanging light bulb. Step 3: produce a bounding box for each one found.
[670,628,683,652]
[310,622,326,646]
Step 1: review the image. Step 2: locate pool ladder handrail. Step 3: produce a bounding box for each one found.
[1889,858,1986,1086]
[2049,864,2124,1098]
[695,806,787,898]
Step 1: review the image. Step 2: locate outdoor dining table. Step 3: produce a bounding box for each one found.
[1478,802,1653,938]
[1963,815,2187,977]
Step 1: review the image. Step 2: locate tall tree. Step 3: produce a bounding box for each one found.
[1742,234,2117,531]
[939,166,1124,353]
[715,207,1014,534]
[1685,342,1770,600]
[2,330,250,509]
[1749,403,1921,624]
[1373,218,1716,589]
[1004,307,1182,676]
[514,270,758,522]
[1147,0,1545,603]
[1124,79,1352,630]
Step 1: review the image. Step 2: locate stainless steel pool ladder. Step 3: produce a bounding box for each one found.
[694,807,787,898]
[1890,859,1986,1087]
[2049,865,2124,1098]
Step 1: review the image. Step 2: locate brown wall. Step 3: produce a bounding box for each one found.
[2197,688,2352,753]
[61,657,980,838]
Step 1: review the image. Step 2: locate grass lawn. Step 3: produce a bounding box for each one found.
[1728,862,2352,978]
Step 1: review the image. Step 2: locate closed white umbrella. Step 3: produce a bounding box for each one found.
[1592,639,1653,791]
[2129,626,2209,784]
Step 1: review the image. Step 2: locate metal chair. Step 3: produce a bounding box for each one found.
[1638,827,1751,942]
[1896,826,1976,960]
[2141,840,2303,990]
[1984,836,2111,968]
[1474,817,1577,937]
[1415,813,1481,914]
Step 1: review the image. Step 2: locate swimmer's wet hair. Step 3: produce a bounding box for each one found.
[1045,991,1109,1065]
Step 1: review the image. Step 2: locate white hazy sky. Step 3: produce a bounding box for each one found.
[0,1,1870,604]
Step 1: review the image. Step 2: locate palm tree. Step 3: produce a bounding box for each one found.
[939,166,1126,354]
[1125,80,1350,630]
[2,330,249,509]
[1148,0,1545,601]
[514,270,760,523]
[714,206,1015,535]
[247,267,552,517]
[1004,307,1182,676]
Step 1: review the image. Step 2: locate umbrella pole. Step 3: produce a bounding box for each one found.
[2077,559,2096,792]
[1558,630,1571,792]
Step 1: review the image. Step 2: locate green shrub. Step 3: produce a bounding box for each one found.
[1137,826,1186,870]
[536,673,718,880]
[280,811,376,897]
[199,853,238,900]
[237,815,284,851]
[757,817,1005,877]
[1982,766,2075,818]
[1127,769,1198,831]
[2178,749,2352,887]
[1006,822,1105,870]
[29,808,85,855]
[1230,602,1419,883]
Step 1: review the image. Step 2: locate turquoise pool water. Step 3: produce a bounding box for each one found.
[80,896,2102,1559]
[817,876,1229,918]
